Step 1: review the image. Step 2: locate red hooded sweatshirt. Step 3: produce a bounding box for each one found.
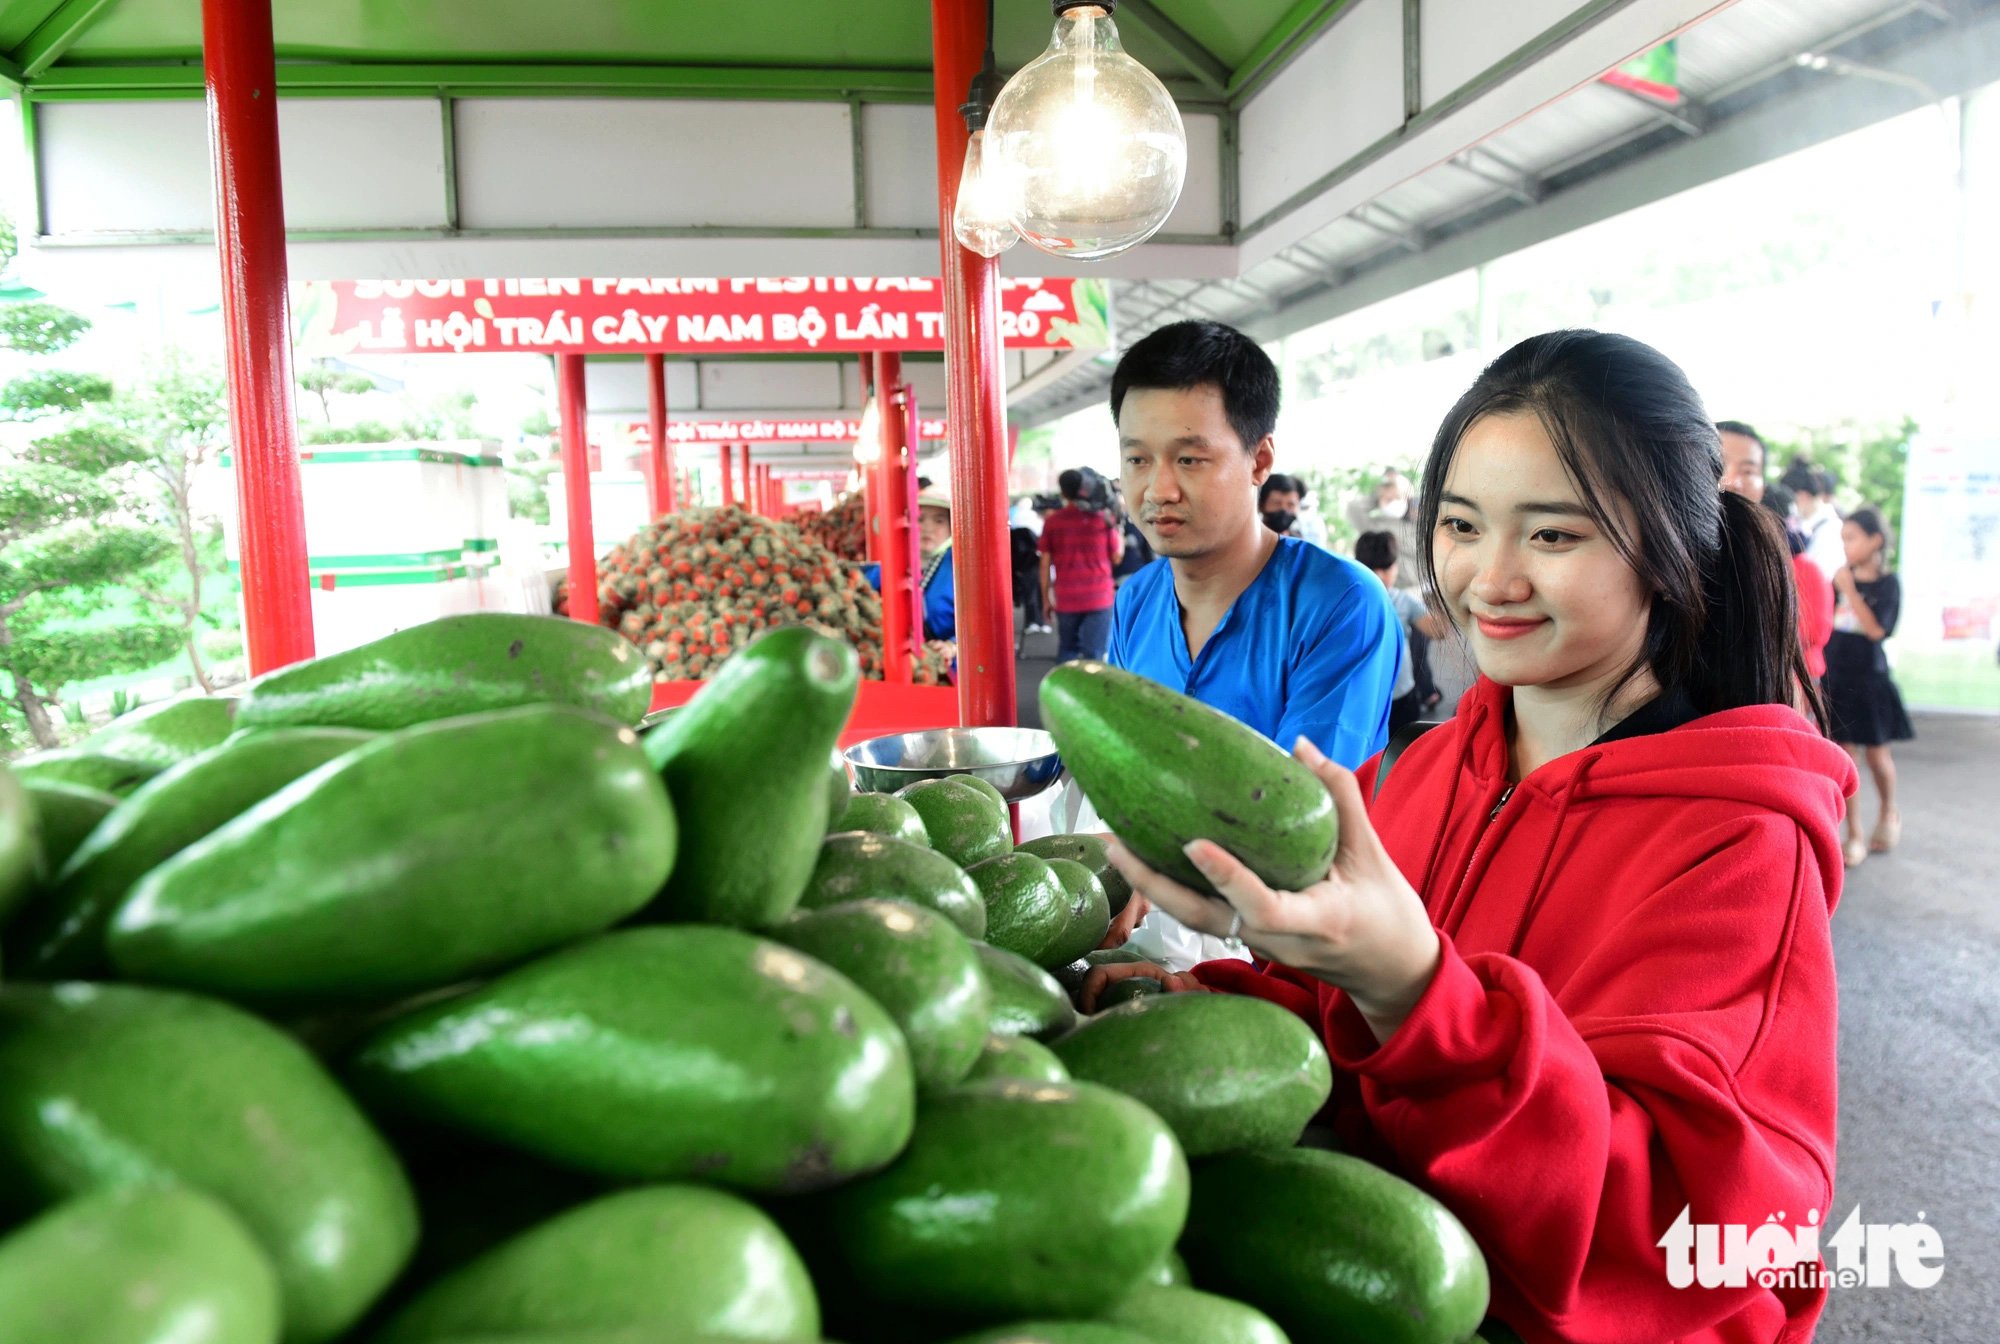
[1195,677,1856,1344]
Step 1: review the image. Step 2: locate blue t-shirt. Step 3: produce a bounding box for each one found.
[863,551,955,641]
[1108,537,1399,769]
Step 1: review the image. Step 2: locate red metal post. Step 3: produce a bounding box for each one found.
[645,353,674,516]
[204,0,313,673]
[557,354,599,626]
[901,383,926,663]
[738,444,753,515]
[874,352,913,684]
[932,0,1014,726]
[719,444,735,508]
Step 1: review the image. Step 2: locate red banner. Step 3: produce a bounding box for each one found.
[294,276,1110,357]
[618,416,948,446]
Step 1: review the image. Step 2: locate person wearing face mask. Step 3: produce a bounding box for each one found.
[1087,330,1852,1344]
[1346,467,1421,587]
[1061,320,1398,960]
[863,486,957,652]
[1257,473,1328,550]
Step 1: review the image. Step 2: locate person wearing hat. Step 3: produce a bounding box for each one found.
[914,485,957,643]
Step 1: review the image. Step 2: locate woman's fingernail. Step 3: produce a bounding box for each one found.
[1182,841,1212,868]
[1295,737,1326,765]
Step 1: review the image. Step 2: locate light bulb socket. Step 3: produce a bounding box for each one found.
[960,61,1004,133]
[1053,0,1113,15]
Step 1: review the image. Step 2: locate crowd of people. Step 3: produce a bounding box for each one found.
[978,317,1914,1344]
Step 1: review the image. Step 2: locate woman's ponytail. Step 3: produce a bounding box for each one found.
[1701,489,1827,729]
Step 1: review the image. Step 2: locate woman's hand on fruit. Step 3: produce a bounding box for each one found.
[1104,737,1443,1044]
[1097,892,1152,949]
[1078,960,1209,1013]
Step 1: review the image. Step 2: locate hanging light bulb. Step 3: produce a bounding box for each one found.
[953,127,1020,258]
[852,396,883,466]
[987,1,1187,261]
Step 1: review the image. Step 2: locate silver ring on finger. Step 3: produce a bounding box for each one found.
[1226,909,1243,941]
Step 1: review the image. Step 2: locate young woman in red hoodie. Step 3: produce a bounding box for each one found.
[1087,330,1857,1344]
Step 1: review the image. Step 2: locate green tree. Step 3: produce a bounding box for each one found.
[297,360,378,423]
[1,461,183,748]
[0,282,184,746]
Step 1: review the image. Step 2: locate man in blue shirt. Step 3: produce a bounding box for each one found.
[1108,320,1398,764]
[1093,319,1400,950]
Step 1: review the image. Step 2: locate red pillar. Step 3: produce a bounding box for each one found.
[719,443,735,508]
[645,353,674,516]
[738,444,753,515]
[899,382,926,664]
[557,354,598,626]
[873,352,913,684]
[932,0,1013,727]
[205,0,313,673]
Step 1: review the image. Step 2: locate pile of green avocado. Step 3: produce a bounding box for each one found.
[0,615,1498,1344]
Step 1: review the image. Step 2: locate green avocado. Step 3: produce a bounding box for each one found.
[10,750,162,796]
[963,1032,1070,1085]
[11,728,371,980]
[941,1328,1153,1344]
[0,765,39,928]
[1038,662,1337,900]
[773,899,991,1094]
[894,776,1010,868]
[1097,977,1166,1007]
[1016,833,1132,915]
[234,612,654,732]
[1180,1148,1490,1344]
[106,706,674,1005]
[1041,857,1111,966]
[372,1186,819,1344]
[1100,1285,1289,1344]
[966,852,1070,966]
[834,792,930,846]
[80,696,237,768]
[825,750,853,827]
[349,926,915,1194]
[1143,1248,1191,1288]
[0,982,417,1344]
[1052,992,1331,1156]
[0,1183,281,1344]
[974,941,1076,1041]
[800,832,986,939]
[813,1079,1189,1320]
[954,772,1011,814]
[18,780,119,878]
[646,627,859,928]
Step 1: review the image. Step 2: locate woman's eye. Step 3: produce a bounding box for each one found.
[1439,516,1475,537]
[1533,528,1581,546]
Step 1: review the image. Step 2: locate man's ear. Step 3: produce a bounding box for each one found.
[1250,437,1277,485]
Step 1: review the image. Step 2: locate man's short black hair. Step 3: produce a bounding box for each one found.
[1354,529,1399,573]
[1259,473,1306,506]
[1057,468,1084,500]
[1716,420,1764,447]
[1109,320,1280,453]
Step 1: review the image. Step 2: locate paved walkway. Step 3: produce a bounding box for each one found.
[1016,630,1997,1339]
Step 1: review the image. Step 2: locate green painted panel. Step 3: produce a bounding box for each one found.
[49,0,1272,93]
[0,0,61,52]
[70,0,943,68]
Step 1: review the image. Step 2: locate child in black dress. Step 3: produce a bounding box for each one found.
[1824,505,1913,868]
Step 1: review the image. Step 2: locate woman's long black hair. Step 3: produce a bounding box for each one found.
[1416,330,1826,729]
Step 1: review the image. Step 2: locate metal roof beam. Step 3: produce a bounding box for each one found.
[1241,1,2000,346]
[1449,147,1547,206]
[25,61,938,101]
[1604,81,1709,136]
[1348,203,1426,254]
[13,0,116,79]
[1115,0,1233,95]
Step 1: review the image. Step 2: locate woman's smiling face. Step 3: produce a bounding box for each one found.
[1435,410,1654,694]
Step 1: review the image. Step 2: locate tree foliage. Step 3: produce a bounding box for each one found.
[0,303,93,356]
[0,269,190,748]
